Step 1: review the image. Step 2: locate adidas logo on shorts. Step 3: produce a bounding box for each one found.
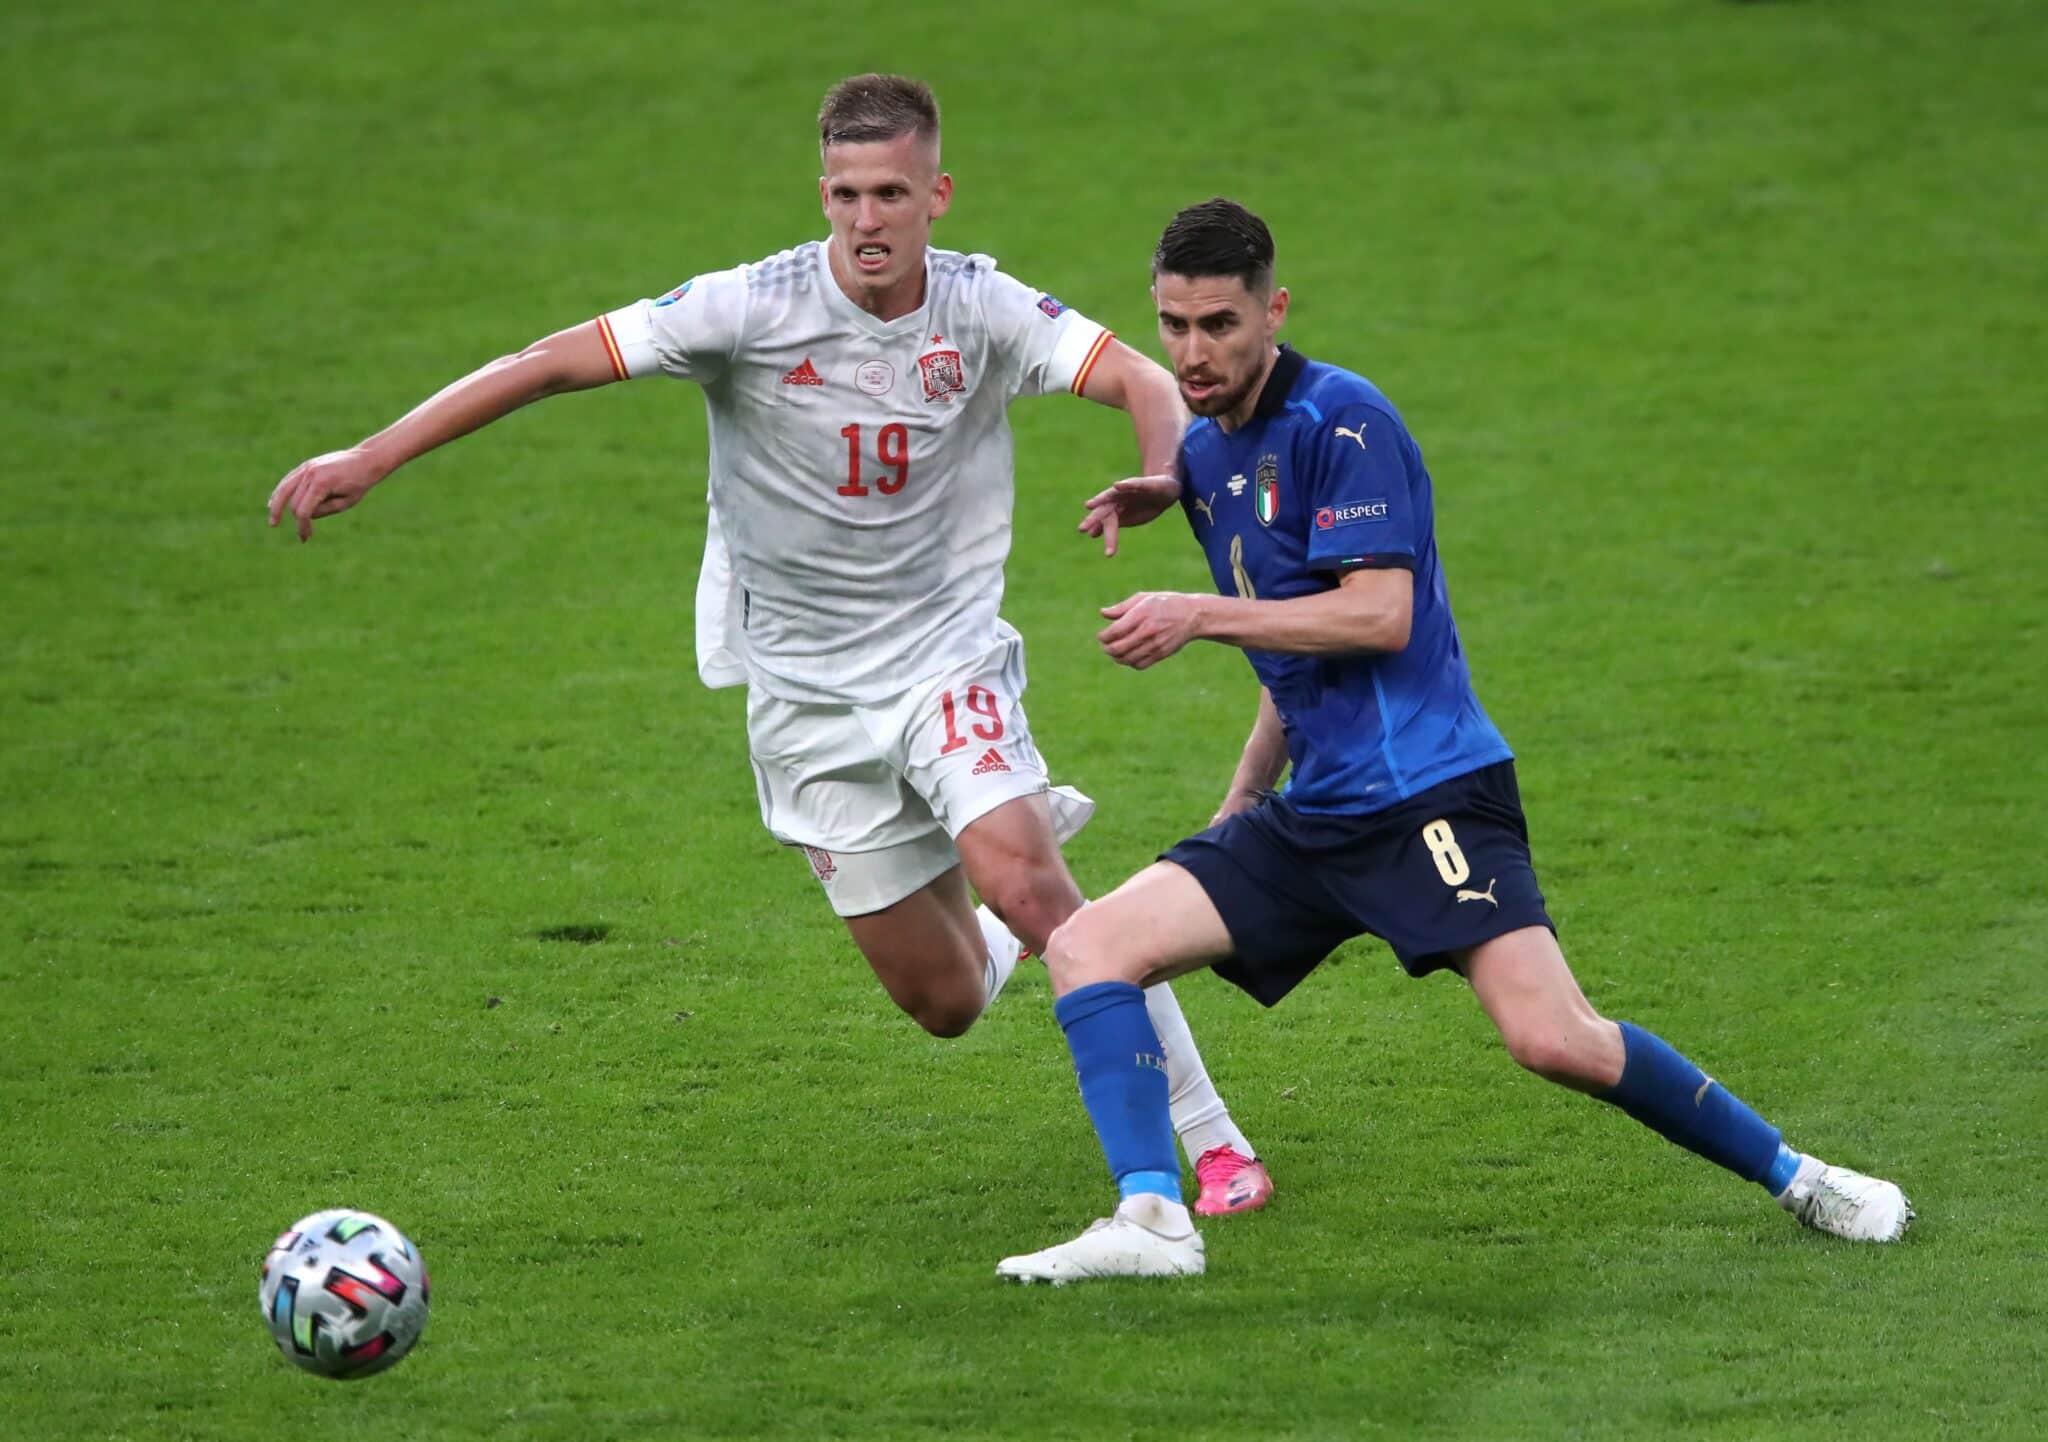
[971,748,1010,775]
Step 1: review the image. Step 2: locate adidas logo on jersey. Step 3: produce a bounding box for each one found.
[780,358,823,386]
[970,748,1010,775]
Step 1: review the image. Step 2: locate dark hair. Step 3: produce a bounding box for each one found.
[1152,198,1275,292]
[818,74,941,150]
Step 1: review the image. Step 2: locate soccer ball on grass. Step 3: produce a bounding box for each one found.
[259,1208,429,1379]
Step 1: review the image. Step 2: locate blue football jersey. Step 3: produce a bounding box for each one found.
[1176,346,1511,813]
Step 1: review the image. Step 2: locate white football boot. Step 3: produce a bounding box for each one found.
[996,1193,1205,1284]
[1777,1156,1914,1242]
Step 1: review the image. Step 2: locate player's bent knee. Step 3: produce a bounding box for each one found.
[891,986,981,1039]
[1038,922,1093,994]
[1041,905,1144,995]
[914,1000,981,1039]
[1503,1029,1573,1081]
[1499,1018,1612,1087]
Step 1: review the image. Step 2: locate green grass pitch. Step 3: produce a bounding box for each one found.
[4,1,2045,1437]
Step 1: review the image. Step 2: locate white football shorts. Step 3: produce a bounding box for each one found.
[746,622,1051,916]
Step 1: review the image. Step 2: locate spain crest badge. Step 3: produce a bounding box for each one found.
[917,348,966,402]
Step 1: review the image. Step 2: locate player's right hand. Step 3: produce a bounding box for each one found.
[1079,474,1181,557]
[267,448,382,542]
[1209,786,1272,826]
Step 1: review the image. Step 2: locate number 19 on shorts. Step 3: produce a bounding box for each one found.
[938,686,1003,755]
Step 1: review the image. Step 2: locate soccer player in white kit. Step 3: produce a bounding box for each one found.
[267,74,1274,1216]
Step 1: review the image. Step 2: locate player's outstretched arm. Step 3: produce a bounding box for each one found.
[1213,686,1288,824]
[1074,340,1188,556]
[266,320,622,542]
[1099,568,1414,671]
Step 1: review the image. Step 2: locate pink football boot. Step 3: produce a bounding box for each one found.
[1193,1146,1274,1217]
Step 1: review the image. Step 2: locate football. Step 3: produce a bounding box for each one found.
[258,1209,430,1380]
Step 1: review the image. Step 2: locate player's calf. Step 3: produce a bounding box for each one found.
[1474,937,1785,1178]
[957,809,1085,959]
[844,875,1003,1038]
[1464,928,1910,1239]
[1463,927,1625,1092]
[976,870,1078,962]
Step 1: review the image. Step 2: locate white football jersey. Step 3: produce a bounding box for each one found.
[599,242,1113,704]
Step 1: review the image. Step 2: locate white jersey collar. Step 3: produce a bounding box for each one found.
[813,240,936,340]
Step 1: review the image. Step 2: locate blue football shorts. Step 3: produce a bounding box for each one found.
[1163,761,1554,1005]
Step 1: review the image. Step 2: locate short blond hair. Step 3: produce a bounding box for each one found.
[818,74,940,152]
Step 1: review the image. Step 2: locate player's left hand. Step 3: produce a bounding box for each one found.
[1079,474,1181,557]
[267,447,382,543]
[1098,591,1205,670]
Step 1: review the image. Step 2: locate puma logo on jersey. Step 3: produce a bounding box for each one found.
[1694,1076,1716,1106]
[1455,878,1498,907]
[1192,491,1217,525]
[971,748,1010,775]
[781,358,823,386]
[1334,423,1368,449]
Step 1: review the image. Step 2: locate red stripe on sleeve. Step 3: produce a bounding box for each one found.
[595,314,628,381]
[1071,330,1114,395]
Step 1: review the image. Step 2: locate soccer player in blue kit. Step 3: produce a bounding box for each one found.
[997,199,1912,1282]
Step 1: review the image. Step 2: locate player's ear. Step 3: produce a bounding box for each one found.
[930,171,953,221]
[1268,285,1290,333]
[818,174,830,217]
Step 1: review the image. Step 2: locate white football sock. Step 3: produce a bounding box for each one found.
[1145,981,1254,1165]
[1118,1191,1194,1234]
[976,904,1023,1013]
[1775,1153,1825,1208]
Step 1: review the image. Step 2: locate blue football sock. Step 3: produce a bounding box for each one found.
[1603,1022,1785,1187]
[1763,1141,1805,1196]
[1054,981,1181,1203]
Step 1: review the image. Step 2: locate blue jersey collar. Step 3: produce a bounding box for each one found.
[1250,344,1309,422]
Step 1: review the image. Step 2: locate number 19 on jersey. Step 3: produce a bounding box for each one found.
[839,422,910,497]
